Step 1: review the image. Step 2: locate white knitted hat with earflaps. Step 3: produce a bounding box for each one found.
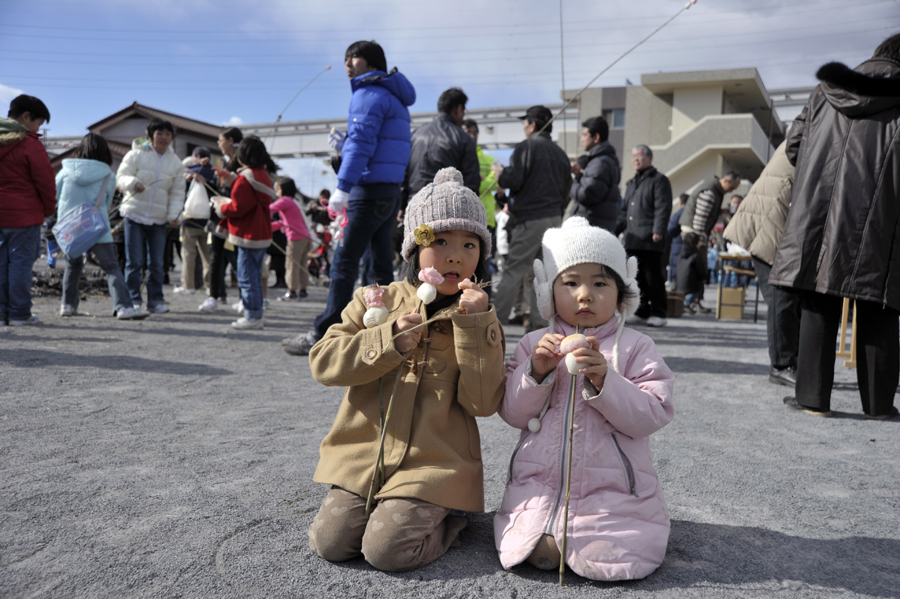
[533,216,640,375]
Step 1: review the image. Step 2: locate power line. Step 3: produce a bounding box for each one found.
[0,0,889,36]
[0,9,893,44]
[0,23,885,69]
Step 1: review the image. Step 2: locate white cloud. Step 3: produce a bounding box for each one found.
[224,116,244,126]
[0,83,25,104]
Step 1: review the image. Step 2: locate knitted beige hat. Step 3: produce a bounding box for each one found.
[402,167,491,261]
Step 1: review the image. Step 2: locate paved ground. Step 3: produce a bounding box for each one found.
[1,267,898,599]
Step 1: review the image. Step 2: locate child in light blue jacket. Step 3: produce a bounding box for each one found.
[56,134,148,320]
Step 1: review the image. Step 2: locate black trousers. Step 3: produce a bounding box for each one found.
[209,235,228,301]
[630,250,668,319]
[753,258,801,369]
[796,291,899,415]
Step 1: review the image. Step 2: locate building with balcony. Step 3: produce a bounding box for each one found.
[563,68,810,198]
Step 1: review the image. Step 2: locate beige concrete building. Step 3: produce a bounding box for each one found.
[563,68,790,198]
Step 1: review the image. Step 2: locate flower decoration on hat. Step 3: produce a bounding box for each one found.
[414,224,435,247]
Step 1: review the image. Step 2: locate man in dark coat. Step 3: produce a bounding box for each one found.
[492,105,572,330]
[569,116,620,231]
[770,33,900,419]
[616,144,672,327]
[402,87,479,208]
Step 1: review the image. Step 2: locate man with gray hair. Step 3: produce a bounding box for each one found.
[616,144,673,326]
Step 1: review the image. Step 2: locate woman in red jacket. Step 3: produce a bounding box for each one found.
[214,136,276,330]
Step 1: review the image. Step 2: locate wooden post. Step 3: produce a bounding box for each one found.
[844,301,857,368]
[836,298,852,358]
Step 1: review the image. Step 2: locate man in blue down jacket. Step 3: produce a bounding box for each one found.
[569,116,621,232]
[285,40,416,356]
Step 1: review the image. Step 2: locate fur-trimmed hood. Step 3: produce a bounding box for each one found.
[817,59,900,118]
[0,117,29,151]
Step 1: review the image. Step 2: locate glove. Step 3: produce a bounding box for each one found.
[329,189,350,213]
[328,128,345,152]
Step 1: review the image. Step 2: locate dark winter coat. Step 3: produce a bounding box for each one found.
[403,113,479,206]
[497,131,572,223]
[616,165,673,252]
[676,242,707,295]
[679,179,725,238]
[337,69,416,193]
[769,59,900,310]
[569,141,621,231]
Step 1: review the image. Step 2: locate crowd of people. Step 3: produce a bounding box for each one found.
[1,32,898,581]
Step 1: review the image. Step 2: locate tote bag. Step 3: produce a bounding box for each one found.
[52,175,111,258]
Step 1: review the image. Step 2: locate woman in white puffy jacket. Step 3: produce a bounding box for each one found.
[116,118,185,313]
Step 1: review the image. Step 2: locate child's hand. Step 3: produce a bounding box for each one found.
[458,279,488,314]
[531,333,564,384]
[570,336,608,392]
[392,313,423,353]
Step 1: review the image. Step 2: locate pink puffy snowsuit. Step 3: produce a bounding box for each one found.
[494,315,675,581]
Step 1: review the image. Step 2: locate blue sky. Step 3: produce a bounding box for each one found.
[2,0,897,139]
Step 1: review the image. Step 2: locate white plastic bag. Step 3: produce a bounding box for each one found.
[183,181,210,219]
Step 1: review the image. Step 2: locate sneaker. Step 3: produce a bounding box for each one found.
[625,314,648,325]
[47,253,57,269]
[691,301,712,314]
[683,303,696,314]
[232,317,264,330]
[232,300,243,313]
[277,291,299,302]
[148,304,170,314]
[173,286,195,295]
[783,396,831,417]
[9,315,39,326]
[60,304,76,317]
[117,306,150,320]
[198,297,218,312]
[769,366,797,387]
[263,299,270,308]
[646,316,668,327]
[284,331,317,356]
[864,406,899,420]
[298,289,308,299]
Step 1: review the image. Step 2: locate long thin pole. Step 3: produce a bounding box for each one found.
[536,0,698,138]
[559,0,567,155]
[364,299,424,516]
[265,65,332,146]
[560,324,579,586]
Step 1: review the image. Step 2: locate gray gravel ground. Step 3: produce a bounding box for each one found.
[1,269,898,599]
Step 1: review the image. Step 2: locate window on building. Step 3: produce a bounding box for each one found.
[602,109,625,129]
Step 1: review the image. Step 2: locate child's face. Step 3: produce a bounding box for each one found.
[553,263,619,329]
[274,183,282,196]
[15,112,45,134]
[417,229,480,298]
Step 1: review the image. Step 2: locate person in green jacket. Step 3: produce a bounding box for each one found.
[462,119,498,231]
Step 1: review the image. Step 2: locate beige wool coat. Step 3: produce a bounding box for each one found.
[309,281,506,513]
[723,141,794,266]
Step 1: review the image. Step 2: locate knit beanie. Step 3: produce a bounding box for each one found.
[402,167,492,261]
[533,216,640,374]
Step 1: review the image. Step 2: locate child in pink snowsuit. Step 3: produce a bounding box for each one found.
[494,216,675,581]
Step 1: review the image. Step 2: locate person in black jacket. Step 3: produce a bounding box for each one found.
[616,144,673,327]
[491,105,572,330]
[402,87,479,209]
[770,33,900,419]
[676,232,707,312]
[569,116,620,231]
